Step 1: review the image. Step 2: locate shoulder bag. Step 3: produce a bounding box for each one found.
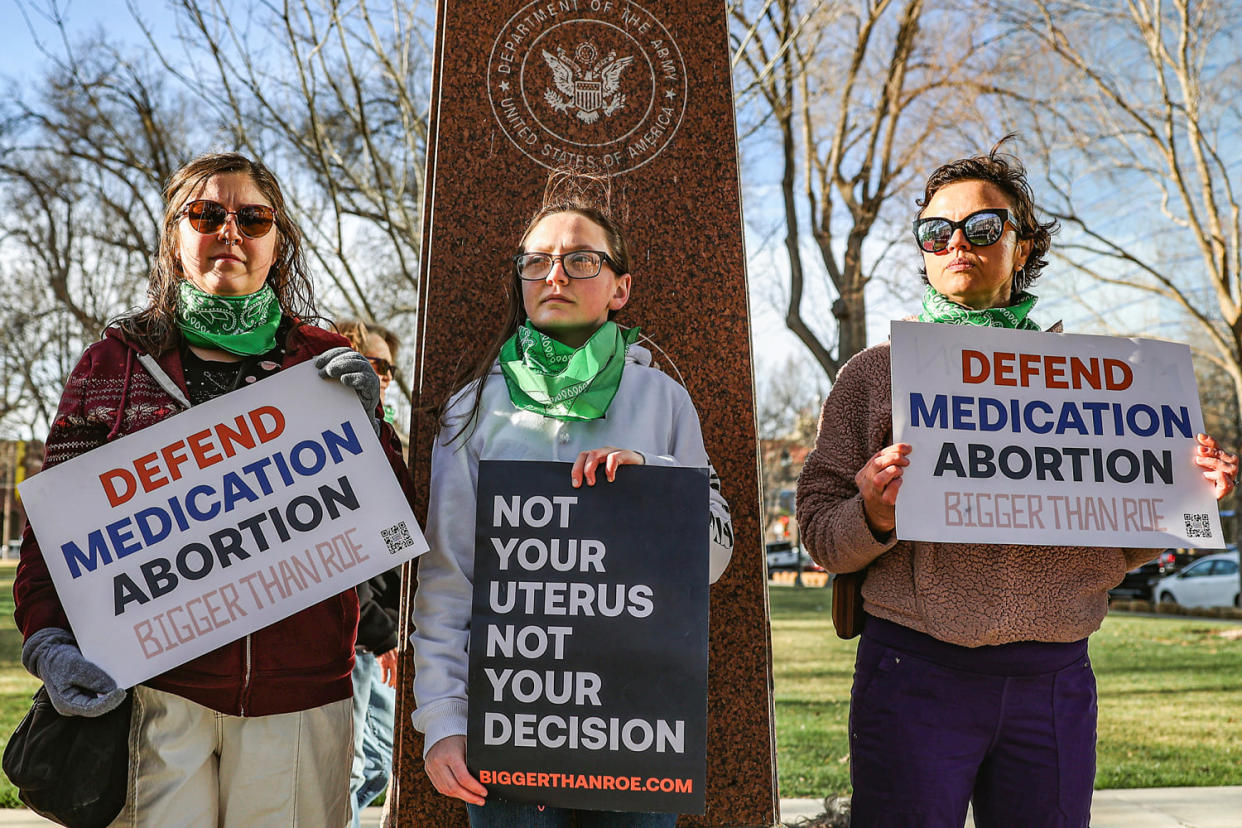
[2,685,132,828]
[831,569,866,639]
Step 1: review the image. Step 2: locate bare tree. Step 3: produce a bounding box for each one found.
[135,0,431,328]
[755,355,823,536]
[0,0,433,430]
[996,0,1242,542]
[731,0,1019,381]
[0,39,182,434]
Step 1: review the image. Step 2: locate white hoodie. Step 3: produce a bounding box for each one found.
[410,344,734,754]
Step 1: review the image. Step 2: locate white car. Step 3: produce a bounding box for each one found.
[1151,552,1240,608]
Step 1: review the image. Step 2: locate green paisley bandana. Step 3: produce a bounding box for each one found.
[177,281,281,356]
[918,285,1041,330]
[499,321,641,421]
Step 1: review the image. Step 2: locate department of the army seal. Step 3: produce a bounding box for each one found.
[487,0,688,174]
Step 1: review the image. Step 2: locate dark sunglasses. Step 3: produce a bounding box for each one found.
[366,356,393,377]
[513,250,615,281]
[913,208,1012,253]
[180,199,276,239]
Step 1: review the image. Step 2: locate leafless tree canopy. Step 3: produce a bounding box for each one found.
[0,0,432,436]
[731,0,1024,381]
[998,1,1242,385]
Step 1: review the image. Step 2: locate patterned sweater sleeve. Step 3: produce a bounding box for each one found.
[14,348,108,637]
[796,346,898,574]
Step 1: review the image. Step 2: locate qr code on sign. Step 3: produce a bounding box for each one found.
[382,522,414,554]
[1184,513,1212,539]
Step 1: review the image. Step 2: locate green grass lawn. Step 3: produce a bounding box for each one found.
[770,583,1242,798]
[0,562,41,807]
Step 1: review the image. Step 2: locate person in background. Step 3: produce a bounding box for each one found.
[796,139,1237,828]
[337,319,406,826]
[13,152,410,827]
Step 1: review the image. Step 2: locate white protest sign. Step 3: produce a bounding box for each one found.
[20,361,427,689]
[891,321,1222,548]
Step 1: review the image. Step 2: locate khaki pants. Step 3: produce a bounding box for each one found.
[110,686,352,828]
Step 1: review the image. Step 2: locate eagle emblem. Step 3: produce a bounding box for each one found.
[541,42,634,124]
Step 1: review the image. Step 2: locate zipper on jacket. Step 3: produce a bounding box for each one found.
[241,634,252,716]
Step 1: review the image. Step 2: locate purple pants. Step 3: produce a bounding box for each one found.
[849,616,1097,828]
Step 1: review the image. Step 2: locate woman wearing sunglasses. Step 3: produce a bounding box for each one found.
[13,152,411,826]
[796,139,1238,828]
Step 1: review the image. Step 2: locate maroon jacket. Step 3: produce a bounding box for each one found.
[14,321,413,716]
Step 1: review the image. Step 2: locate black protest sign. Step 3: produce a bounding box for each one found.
[467,459,708,814]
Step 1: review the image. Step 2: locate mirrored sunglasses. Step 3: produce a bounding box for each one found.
[913,208,1012,253]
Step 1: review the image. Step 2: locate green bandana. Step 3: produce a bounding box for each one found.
[499,321,641,421]
[918,286,1041,330]
[177,281,281,356]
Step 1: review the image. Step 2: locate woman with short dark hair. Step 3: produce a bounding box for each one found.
[797,139,1236,828]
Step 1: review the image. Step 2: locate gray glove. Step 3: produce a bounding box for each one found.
[22,627,126,717]
[314,346,381,436]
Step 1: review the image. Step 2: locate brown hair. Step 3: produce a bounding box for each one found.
[336,319,400,361]
[438,169,631,441]
[917,134,1059,292]
[114,152,318,353]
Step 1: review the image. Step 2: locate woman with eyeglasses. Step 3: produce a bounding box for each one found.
[796,139,1237,828]
[411,170,733,828]
[13,152,410,826]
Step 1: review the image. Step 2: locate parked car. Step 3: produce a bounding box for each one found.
[1155,547,1211,571]
[765,540,822,572]
[1109,559,1166,602]
[1151,551,1240,608]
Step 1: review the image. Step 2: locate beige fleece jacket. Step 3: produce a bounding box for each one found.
[797,341,1158,647]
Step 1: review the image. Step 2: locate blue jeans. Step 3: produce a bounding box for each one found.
[467,801,678,827]
[349,651,396,827]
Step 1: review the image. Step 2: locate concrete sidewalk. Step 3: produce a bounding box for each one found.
[778,787,1242,827]
[0,789,1238,826]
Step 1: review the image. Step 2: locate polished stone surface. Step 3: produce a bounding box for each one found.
[392,1,775,825]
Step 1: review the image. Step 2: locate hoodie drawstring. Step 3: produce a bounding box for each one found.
[106,348,135,440]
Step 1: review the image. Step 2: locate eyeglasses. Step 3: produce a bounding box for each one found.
[513,250,615,281]
[366,356,393,377]
[913,209,1012,253]
[180,199,276,239]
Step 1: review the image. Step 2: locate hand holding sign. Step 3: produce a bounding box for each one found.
[571,446,645,487]
[855,443,911,535]
[1194,433,1238,500]
[426,735,487,806]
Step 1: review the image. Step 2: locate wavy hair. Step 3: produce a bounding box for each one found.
[115,152,319,353]
[916,134,1059,292]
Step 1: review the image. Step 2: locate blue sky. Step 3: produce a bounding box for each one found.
[3,0,148,80]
